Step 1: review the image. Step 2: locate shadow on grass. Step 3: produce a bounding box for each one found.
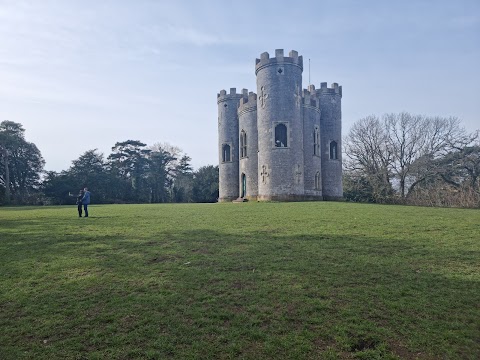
[1,227,479,360]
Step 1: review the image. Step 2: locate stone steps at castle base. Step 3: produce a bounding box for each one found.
[232,197,248,203]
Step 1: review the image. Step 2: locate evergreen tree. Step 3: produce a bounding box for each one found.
[192,165,219,203]
[108,140,151,202]
[0,121,44,205]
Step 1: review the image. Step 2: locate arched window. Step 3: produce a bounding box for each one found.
[275,123,287,147]
[240,132,244,158]
[222,144,231,162]
[240,131,247,158]
[313,127,320,155]
[315,172,321,190]
[330,141,338,160]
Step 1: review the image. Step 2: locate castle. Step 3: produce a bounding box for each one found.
[217,49,342,202]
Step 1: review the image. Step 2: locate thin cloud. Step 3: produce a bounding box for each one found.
[142,23,243,47]
[449,15,480,29]
[166,24,223,46]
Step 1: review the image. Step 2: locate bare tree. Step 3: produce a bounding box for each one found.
[384,112,427,198]
[407,117,478,197]
[344,113,479,204]
[344,115,394,202]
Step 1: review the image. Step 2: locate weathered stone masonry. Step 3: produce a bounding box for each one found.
[218,49,342,202]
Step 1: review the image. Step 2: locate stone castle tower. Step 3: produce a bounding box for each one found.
[217,49,342,202]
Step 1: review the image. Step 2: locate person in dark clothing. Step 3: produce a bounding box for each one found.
[81,187,91,217]
[76,189,84,217]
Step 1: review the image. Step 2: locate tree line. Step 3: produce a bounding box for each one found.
[343,113,480,207]
[1,121,219,205]
[2,117,479,208]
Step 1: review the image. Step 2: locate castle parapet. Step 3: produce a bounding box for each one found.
[239,91,257,105]
[255,49,303,74]
[302,88,320,110]
[217,87,245,104]
[317,82,342,97]
[238,92,257,115]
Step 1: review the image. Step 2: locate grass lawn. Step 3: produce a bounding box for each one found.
[0,202,479,359]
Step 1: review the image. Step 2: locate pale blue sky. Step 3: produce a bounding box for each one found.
[1,0,479,171]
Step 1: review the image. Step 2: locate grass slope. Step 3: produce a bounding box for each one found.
[0,202,479,359]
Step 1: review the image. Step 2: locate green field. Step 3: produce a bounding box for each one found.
[0,202,479,359]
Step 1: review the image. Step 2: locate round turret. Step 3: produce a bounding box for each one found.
[217,88,244,202]
[238,92,258,200]
[255,49,305,201]
[317,82,343,199]
[302,85,322,199]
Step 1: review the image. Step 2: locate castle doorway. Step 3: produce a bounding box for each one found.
[241,173,246,198]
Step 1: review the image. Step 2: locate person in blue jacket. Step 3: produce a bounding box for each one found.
[81,187,91,217]
[76,189,84,217]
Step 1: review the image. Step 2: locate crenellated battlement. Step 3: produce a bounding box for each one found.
[316,82,342,97]
[302,86,320,109]
[238,92,257,116]
[255,49,303,75]
[217,87,246,104]
[239,91,257,106]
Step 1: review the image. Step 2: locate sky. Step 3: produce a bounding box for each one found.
[1,0,479,172]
